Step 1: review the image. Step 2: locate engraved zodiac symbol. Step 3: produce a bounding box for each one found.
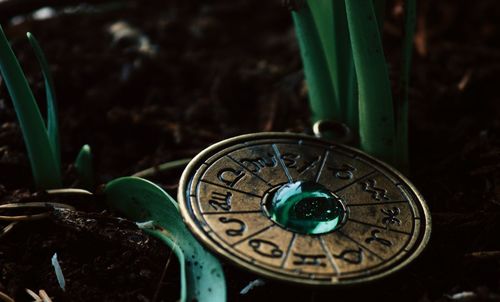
[248,239,283,258]
[240,153,277,173]
[217,168,245,187]
[360,179,389,201]
[333,248,363,264]
[365,230,392,247]
[328,163,355,180]
[296,156,322,175]
[292,253,326,267]
[218,217,246,236]
[281,153,301,168]
[381,207,402,227]
[208,191,232,211]
[281,153,321,175]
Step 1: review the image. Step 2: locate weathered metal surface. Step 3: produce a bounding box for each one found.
[179,133,431,285]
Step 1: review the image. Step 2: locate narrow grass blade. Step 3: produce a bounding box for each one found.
[344,0,395,164]
[292,3,339,123]
[0,26,61,188]
[27,32,61,173]
[75,144,94,190]
[395,0,416,173]
[105,177,226,302]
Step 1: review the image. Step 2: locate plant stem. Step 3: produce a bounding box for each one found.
[331,0,357,133]
[292,2,339,123]
[344,0,396,164]
[395,0,416,172]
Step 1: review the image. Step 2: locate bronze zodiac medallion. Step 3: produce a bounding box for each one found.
[179,133,431,285]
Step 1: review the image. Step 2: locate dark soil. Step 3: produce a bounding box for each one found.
[0,0,499,301]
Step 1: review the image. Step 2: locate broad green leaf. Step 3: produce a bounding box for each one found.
[75,144,94,189]
[26,32,61,173]
[0,26,61,189]
[344,0,396,164]
[104,177,226,302]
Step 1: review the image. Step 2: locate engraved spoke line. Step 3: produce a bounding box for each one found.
[202,210,262,215]
[226,155,273,187]
[346,200,408,207]
[280,233,296,268]
[333,170,377,194]
[200,179,262,198]
[272,144,294,183]
[319,237,340,275]
[231,225,275,247]
[296,156,322,177]
[338,230,384,261]
[314,149,329,183]
[347,218,412,235]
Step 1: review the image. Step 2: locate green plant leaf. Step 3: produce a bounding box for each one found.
[26,32,61,173]
[309,0,357,132]
[292,3,338,123]
[395,0,416,173]
[344,0,396,164]
[104,177,226,302]
[0,25,61,189]
[75,144,94,189]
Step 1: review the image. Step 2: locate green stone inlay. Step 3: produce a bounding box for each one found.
[264,181,346,235]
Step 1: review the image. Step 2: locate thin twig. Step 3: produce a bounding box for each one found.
[38,290,52,302]
[0,212,49,221]
[132,158,192,179]
[0,202,74,210]
[152,248,174,302]
[457,69,472,92]
[45,188,93,196]
[466,251,500,260]
[0,221,18,238]
[0,202,75,221]
[0,291,14,302]
[26,288,42,302]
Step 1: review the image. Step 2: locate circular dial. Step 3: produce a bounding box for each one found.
[178,133,431,285]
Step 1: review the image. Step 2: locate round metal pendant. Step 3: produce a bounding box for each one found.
[178,133,431,285]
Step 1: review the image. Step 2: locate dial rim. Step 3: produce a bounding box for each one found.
[178,132,431,286]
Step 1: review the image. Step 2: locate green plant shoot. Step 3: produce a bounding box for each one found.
[75,144,94,189]
[105,177,226,302]
[395,0,416,172]
[27,32,61,174]
[0,26,61,188]
[292,0,416,170]
[344,0,395,164]
[292,3,339,123]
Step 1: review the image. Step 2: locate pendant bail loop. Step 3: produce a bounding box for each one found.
[312,120,352,144]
